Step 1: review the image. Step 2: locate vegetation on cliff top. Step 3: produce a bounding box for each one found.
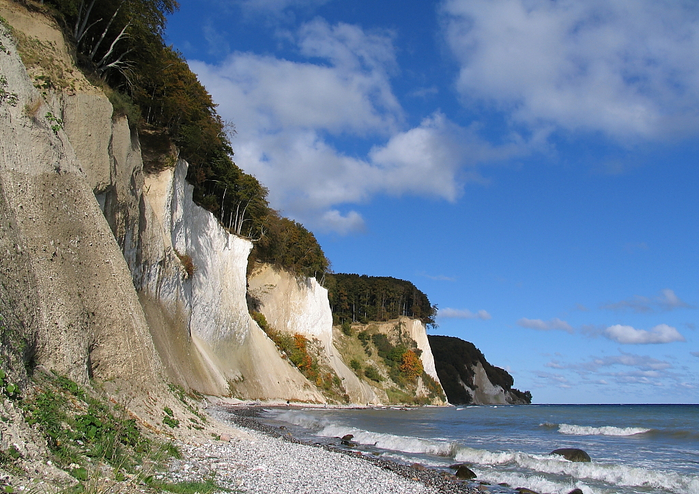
[326,274,437,327]
[335,320,445,405]
[428,335,531,405]
[35,0,328,279]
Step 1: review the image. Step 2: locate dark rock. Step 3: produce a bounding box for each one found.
[568,490,584,494]
[551,448,591,462]
[411,463,427,471]
[341,434,354,441]
[454,464,477,480]
[515,489,540,494]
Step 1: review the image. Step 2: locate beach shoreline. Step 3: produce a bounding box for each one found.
[162,402,481,494]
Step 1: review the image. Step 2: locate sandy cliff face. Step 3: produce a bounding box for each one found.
[0,21,162,392]
[248,264,381,404]
[0,4,445,407]
[248,266,445,404]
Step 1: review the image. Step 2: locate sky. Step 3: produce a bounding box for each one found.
[165,0,699,404]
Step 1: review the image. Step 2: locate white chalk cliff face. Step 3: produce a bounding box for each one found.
[248,264,382,404]
[248,266,446,405]
[0,4,445,405]
[139,162,324,402]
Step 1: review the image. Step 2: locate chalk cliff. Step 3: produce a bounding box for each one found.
[428,335,531,405]
[0,3,526,409]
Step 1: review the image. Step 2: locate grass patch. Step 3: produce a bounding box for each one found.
[18,370,181,485]
[149,478,224,494]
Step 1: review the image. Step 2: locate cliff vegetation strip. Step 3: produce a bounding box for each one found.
[14,0,329,280]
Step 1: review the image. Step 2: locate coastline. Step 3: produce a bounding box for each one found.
[162,403,481,494]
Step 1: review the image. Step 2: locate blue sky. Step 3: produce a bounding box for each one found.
[165,0,699,404]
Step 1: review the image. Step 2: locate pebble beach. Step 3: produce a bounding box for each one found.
[162,405,480,494]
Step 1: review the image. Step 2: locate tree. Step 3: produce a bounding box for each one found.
[400,350,423,380]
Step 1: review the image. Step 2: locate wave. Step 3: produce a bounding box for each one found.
[265,409,458,457]
[553,423,652,436]
[317,423,458,457]
[454,446,699,494]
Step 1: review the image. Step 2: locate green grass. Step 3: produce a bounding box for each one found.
[149,478,225,494]
[18,370,182,486]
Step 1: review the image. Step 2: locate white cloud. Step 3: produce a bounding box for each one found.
[517,317,573,333]
[236,0,330,19]
[441,0,699,142]
[424,274,456,282]
[317,210,365,235]
[439,308,491,320]
[604,324,686,344]
[191,19,520,232]
[601,289,694,313]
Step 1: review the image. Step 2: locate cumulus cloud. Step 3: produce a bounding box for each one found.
[601,289,694,313]
[424,274,456,282]
[191,19,520,232]
[440,0,699,142]
[439,308,491,320]
[517,317,574,333]
[236,0,330,19]
[604,324,686,344]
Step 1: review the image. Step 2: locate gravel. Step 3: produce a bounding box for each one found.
[160,405,482,494]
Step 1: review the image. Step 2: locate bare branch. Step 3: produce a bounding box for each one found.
[89,3,124,61]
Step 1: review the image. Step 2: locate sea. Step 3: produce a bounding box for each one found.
[251,404,699,494]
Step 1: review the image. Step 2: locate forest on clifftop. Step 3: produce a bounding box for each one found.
[37,0,328,279]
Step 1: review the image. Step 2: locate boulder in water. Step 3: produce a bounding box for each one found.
[551,448,591,462]
[452,464,477,480]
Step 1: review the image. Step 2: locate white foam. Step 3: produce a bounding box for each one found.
[474,470,591,494]
[558,423,652,436]
[317,424,457,457]
[264,410,329,431]
[456,446,699,494]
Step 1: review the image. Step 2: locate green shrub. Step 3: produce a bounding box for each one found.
[341,322,352,336]
[251,311,268,330]
[364,366,382,382]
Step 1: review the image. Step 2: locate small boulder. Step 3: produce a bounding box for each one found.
[341,434,354,441]
[411,463,427,471]
[568,489,584,494]
[454,464,477,480]
[551,448,591,462]
[515,489,540,494]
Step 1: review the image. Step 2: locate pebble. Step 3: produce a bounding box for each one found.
[161,406,480,494]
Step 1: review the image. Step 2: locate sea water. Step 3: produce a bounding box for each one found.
[254,404,699,494]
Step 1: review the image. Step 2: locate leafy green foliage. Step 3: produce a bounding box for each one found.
[428,335,531,405]
[45,111,63,134]
[363,365,382,382]
[327,274,437,326]
[43,0,329,279]
[21,371,158,471]
[0,369,18,399]
[252,216,329,279]
[0,75,18,107]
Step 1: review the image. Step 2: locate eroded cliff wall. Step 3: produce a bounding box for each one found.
[0,3,446,407]
[0,18,162,394]
[139,162,324,402]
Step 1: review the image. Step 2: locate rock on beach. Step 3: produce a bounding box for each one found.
[164,406,481,494]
